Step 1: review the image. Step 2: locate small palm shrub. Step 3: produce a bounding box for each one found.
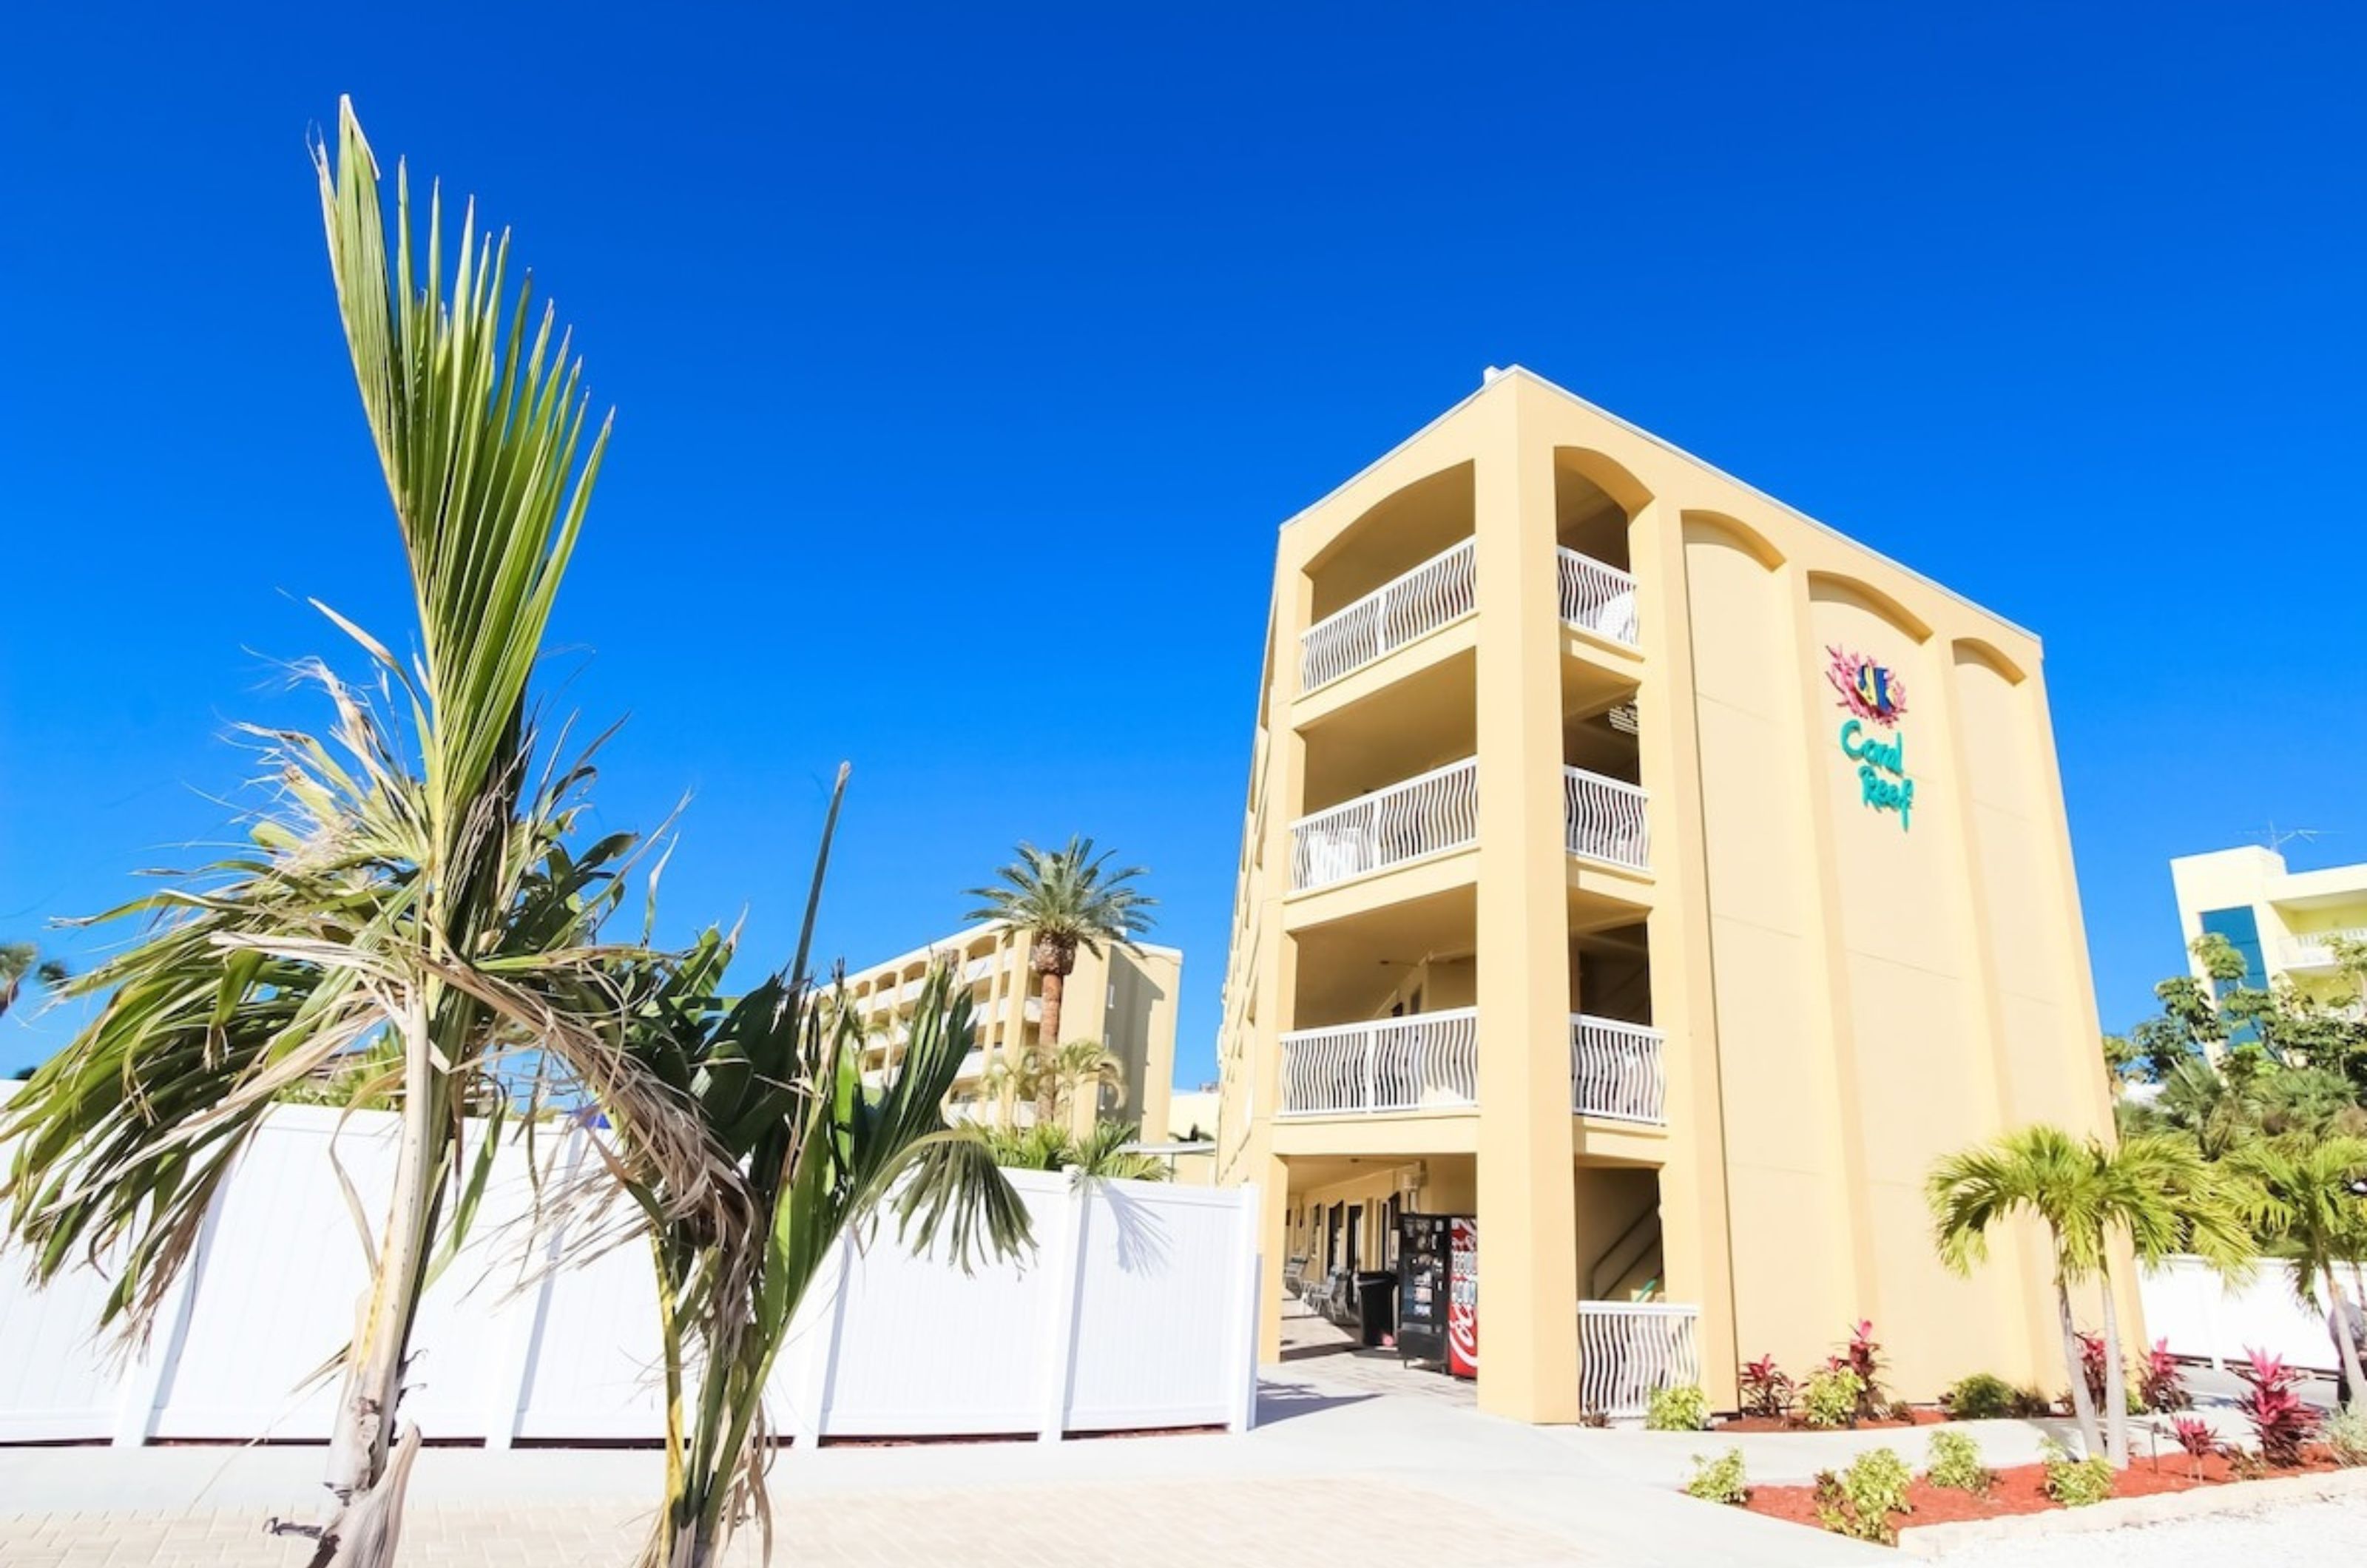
[2234,1348,2317,1467]
[2323,1408,2367,1467]
[1813,1447,1912,1545]
[1800,1365,1865,1429]
[1646,1382,1709,1432]
[2172,1415,2218,1479]
[1682,1448,1749,1504]
[2139,1337,2192,1413]
[2040,1437,2114,1507]
[1925,1428,1992,1493]
[1740,1354,1794,1420]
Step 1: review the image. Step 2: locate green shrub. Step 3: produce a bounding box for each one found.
[2324,1407,2367,1467]
[1814,1447,1914,1544]
[1682,1447,1749,1504]
[1925,1428,1992,1493]
[1939,1373,2015,1419]
[1646,1382,1710,1432]
[1800,1365,1865,1429]
[2039,1437,2115,1507]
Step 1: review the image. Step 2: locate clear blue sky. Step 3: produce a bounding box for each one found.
[4,3,2363,1085]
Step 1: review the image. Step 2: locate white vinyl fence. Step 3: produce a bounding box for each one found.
[2141,1254,2352,1375]
[0,1097,1261,1446]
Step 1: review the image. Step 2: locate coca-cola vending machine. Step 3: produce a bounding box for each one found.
[1447,1215,1478,1379]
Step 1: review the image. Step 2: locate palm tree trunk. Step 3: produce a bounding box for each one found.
[2098,1266,2130,1467]
[1039,968,1065,1053]
[2327,1263,2367,1416]
[2055,1273,2104,1460]
[317,998,442,1567]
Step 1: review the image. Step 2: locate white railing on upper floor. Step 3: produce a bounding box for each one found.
[2283,927,2367,970]
[1564,768,1650,871]
[1277,1009,1478,1117]
[1298,538,1476,692]
[1289,758,1479,892]
[1570,1016,1666,1124]
[1578,1301,1701,1422]
[1558,548,1639,648]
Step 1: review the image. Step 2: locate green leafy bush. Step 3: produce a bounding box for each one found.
[1646,1382,1709,1432]
[2324,1407,2367,1467]
[1800,1365,1865,1429]
[1925,1428,1992,1493]
[1682,1448,1749,1504]
[1813,1447,1914,1544]
[2040,1437,2115,1507]
[1939,1372,2015,1419]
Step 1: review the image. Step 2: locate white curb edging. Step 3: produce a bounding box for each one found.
[1896,1464,2367,1557]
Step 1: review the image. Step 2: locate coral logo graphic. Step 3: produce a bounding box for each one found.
[1827,646,1907,728]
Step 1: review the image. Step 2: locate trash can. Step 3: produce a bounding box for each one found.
[1356,1271,1399,1348]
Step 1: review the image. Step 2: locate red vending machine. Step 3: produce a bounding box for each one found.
[1447,1215,1478,1379]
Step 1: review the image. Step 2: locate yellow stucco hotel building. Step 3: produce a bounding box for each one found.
[1212,367,2120,1422]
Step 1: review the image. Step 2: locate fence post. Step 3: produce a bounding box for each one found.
[1225,1182,1264,1433]
[1036,1173,1090,1443]
[112,1182,226,1447]
[782,1232,854,1449]
[481,1129,579,1450]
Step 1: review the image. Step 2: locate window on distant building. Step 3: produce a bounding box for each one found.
[2198,905,2269,1042]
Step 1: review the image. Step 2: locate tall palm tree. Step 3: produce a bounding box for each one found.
[0,944,68,1020]
[619,774,1030,1568]
[965,837,1154,1067]
[0,100,732,1568]
[2225,1133,2367,1414]
[1928,1126,2251,1464]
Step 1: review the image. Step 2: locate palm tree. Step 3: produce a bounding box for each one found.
[976,1118,1169,1181]
[982,1047,1051,1127]
[1928,1126,2250,1464]
[0,101,732,1568]
[1048,1036,1124,1127]
[2225,1133,2367,1414]
[620,777,1030,1567]
[0,944,68,1020]
[965,837,1154,1067]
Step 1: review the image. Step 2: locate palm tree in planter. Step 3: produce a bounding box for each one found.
[2225,1132,2367,1414]
[0,101,735,1567]
[1927,1125,2249,1466]
[965,837,1155,1095]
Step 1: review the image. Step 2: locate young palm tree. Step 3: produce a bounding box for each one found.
[977,1118,1168,1180]
[965,837,1154,1064]
[1929,1126,2249,1467]
[0,944,68,1021]
[1048,1036,1124,1128]
[982,1046,1051,1127]
[0,100,732,1568]
[2225,1133,2367,1414]
[620,777,1030,1567]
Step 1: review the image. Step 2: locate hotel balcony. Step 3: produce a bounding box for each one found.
[2282,927,2367,972]
[1556,547,1640,649]
[1274,1009,1666,1125]
[1286,758,1647,895]
[1563,768,1650,873]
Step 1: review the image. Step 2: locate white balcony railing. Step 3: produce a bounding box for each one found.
[1290,758,1479,892]
[1278,1009,1478,1117]
[1578,1301,1701,1422]
[2283,927,2367,971]
[1564,767,1649,872]
[1558,548,1639,648]
[1298,538,1476,692]
[1571,1016,1666,1124]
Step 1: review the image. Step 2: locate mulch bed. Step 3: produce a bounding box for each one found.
[1716,1408,1950,1433]
[1742,1448,2347,1533]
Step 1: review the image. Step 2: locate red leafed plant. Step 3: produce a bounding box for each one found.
[1833,1319,1890,1421]
[2172,1415,2217,1479]
[2141,1338,2192,1413]
[2076,1330,2111,1412]
[2234,1348,2317,1467]
[1740,1354,1794,1420]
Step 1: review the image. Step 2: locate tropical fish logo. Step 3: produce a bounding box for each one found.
[1827,646,1906,726]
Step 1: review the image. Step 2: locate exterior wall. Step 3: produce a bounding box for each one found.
[1215,366,2124,1417]
[838,925,1182,1134]
[2170,847,2367,1015]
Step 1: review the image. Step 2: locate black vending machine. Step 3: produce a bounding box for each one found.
[1396,1212,1451,1366]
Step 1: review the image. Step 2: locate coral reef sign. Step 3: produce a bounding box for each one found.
[1827,647,1914,831]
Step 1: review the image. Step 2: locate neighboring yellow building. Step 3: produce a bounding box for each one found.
[2170,846,2367,1019]
[838,925,1182,1138]
[1213,366,2124,1422]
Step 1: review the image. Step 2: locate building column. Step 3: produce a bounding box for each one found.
[1471,378,1581,1422]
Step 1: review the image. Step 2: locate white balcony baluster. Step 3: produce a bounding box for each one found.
[2283,927,2367,970]
[1564,767,1650,871]
[1298,538,1476,692]
[1278,1009,1478,1116]
[1578,1302,1701,1422]
[1570,1016,1666,1124]
[1557,548,1639,647]
[1289,758,1479,892]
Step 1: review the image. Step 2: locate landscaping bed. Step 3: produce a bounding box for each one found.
[1744,1447,2349,1532]
[1715,1407,1950,1434]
